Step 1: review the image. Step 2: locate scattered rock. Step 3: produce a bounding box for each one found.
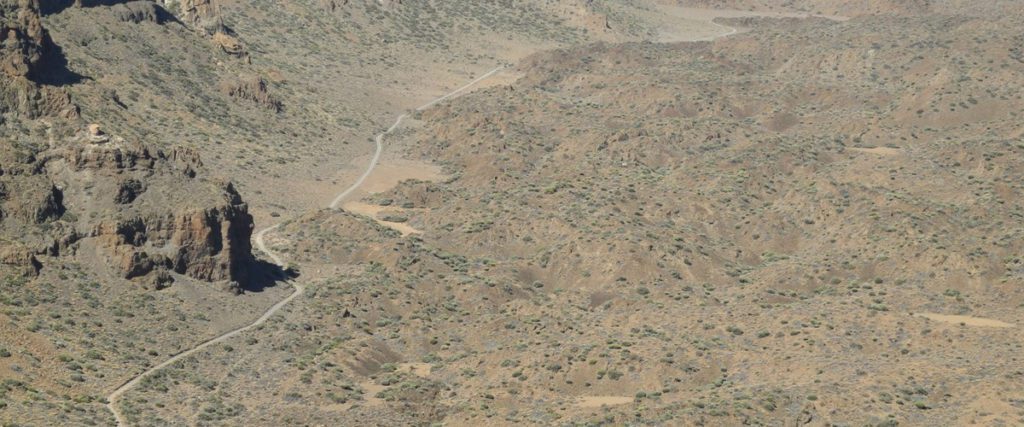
[222,280,242,295]
[149,269,174,290]
[220,75,282,112]
[0,244,42,277]
[113,178,145,204]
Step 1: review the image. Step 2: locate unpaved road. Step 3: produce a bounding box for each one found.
[696,20,737,41]
[104,18,750,425]
[914,312,1015,328]
[106,66,504,426]
[329,66,505,209]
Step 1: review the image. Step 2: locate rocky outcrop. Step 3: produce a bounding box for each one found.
[0,0,47,78]
[0,1,256,289]
[1,123,257,288]
[152,0,250,59]
[114,178,145,204]
[52,136,256,283]
[111,1,165,24]
[0,179,63,224]
[211,31,245,58]
[91,186,254,282]
[220,76,282,112]
[0,243,41,276]
[0,0,79,119]
[160,0,222,34]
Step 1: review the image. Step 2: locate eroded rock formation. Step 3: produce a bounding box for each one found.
[0,1,256,288]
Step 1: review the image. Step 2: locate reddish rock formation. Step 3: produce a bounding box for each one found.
[91,189,254,282]
[0,243,41,276]
[54,136,256,283]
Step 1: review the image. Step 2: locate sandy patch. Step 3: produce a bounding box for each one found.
[340,158,447,235]
[359,381,387,407]
[651,7,847,43]
[354,159,446,195]
[342,201,423,236]
[914,313,1014,328]
[397,362,432,377]
[577,396,634,408]
[850,146,902,156]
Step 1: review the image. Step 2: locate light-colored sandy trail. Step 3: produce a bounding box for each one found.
[656,7,847,43]
[106,224,302,425]
[106,66,505,426]
[914,312,1015,328]
[329,66,505,209]
[696,20,738,41]
[105,14,768,423]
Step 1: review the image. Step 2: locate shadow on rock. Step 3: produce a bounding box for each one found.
[40,0,130,15]
[34,40,88,86]
[237,260,300,294]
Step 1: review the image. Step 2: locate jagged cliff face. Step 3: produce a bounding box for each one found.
[60,137,256,284]
[159,0,221,32]
[0,126,256,286]
[0,0,46,77]
[0,0,78,119]
[0,0,256,288]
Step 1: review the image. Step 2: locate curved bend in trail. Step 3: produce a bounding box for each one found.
[698,20,738,41]
[107,224,302,425]
[102,21,757,421]
[106,66,504,426]
[329,66,505,209]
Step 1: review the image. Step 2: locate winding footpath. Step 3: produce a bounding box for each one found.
[696,20,738,41]
[329,66,505,209]
[105,66,504,426]
[105,17,745,424]
[106,225,302,425]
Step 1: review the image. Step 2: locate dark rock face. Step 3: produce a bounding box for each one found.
[114,178,145,204]
[111,1,165,24]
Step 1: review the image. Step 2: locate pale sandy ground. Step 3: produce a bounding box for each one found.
[397,362,432,377]
[339,158,447,235]
[850,146,903,156]
[340,202,424,235]
[651,6,848,42]
[576,396,634,408]
[914,312,1015,328]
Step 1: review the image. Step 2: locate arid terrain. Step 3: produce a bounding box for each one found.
[2,0,1023,426]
